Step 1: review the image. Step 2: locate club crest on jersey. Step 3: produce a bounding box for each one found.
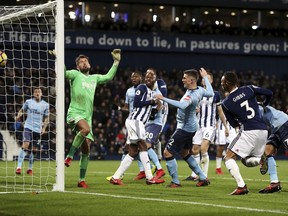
[135,90,141,95]
[183,95,191,101]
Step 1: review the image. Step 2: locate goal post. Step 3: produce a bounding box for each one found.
[54,0,65,192]
[0,0,65,193]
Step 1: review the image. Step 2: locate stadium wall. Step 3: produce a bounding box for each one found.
[63,31,288,78]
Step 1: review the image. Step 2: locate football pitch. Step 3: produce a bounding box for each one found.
[1,159,288,216]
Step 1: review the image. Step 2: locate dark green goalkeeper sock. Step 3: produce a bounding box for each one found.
[67,132,85,158]
[79,154,89,181]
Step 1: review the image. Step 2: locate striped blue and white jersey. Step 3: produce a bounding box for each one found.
[129,84,154,124]
[198,91,221,128]
[125,86,137,113]
[22,98,49,133]
[222,85,273,130]
[162,77,214,133]
[147,79,168,127]
[259,105,288,134]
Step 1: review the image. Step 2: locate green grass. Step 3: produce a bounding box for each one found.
[0,159,288,216]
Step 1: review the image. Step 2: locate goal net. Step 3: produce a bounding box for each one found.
[0,1,65,193]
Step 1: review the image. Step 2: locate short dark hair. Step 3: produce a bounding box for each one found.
[183,69,199,80]
[146,68,157,75]
[223,71,238,86]
[75,54,89,66]
[132,70,143,77]
[33,87,42,92]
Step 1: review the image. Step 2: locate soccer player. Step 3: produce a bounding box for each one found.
[258,105,288,193]
[64,49,121,188]
[134,69,168,180]
[109,69,165,185]
[15,87,49,175]
[184,71,228,180]
[155,68,213,188]
[105,70,143,181]
[221,71,273,195]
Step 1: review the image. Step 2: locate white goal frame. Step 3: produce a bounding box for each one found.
[0,0,65,192]
[54,0,65,192]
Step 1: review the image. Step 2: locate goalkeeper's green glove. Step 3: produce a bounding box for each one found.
[111,49,121,62]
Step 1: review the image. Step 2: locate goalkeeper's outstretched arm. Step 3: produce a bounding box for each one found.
[98,49,121,84]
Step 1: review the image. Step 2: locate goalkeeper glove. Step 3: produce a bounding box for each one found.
[111,49,121,61]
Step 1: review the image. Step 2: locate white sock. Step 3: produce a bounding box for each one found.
[191,153,200,177]
[155,140,162,160]
[201,152,209,176]
[113,154,134,179]
[216,157,222,169]
[225,159,245,187]
[139,151,153,180]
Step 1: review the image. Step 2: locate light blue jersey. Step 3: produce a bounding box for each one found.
[125,86,137,112]
[259,105,288,134]
[162,77,214,133]
[22,98,49,133]
[147,79,168,127]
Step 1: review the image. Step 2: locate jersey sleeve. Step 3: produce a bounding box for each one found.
[65,69,79,80]
[157,79,167,97]
[250,85,273,106]
[44,102,49,117]
[96,64,118,84]
[221,103,240,128]
[125,89,129,104]
[134,84,154,107]
[162,94,193,110]
[202,77,214,97]
[22,100,29,111]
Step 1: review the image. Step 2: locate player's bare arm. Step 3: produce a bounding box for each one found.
[41,116,49,135]
[15,108,24,121]
[154,94,164,100]
[218,105,229,137]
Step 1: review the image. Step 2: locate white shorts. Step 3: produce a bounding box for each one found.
[125,119,146,145]
[226,128,238,144]
[215,127,238,145]
[193,127,216,145]
[227,129,268,158]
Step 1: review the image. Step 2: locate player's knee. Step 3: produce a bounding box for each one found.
[163,149,172,158]
[81,128,90,136]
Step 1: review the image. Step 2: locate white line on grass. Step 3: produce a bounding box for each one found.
[92,171,288,183]
[65,190,288,215]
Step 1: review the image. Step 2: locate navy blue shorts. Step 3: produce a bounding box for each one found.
[145,123,162,146]
[267,121,288,150]
[23,128,41,148]
[165,129,195,155]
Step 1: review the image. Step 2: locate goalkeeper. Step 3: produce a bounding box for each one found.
[64,49,121,188]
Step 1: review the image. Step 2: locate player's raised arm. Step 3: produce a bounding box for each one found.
[111,49,121,65]
[155,94,192,110]
[97,49,121,84]
[200,67,214,97]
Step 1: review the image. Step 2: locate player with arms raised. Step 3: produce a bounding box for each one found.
[64,49,121,188]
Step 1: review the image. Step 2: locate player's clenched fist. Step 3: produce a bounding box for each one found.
[111,49,121,62]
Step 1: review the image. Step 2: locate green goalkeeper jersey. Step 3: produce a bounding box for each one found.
[65,64,118,139]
